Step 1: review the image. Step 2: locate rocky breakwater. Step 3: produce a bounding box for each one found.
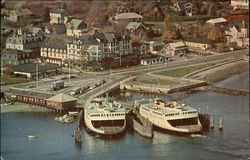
[55,114,74,123]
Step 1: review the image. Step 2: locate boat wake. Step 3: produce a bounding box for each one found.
[190,134,206,138]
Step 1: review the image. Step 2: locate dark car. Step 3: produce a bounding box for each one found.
[61,77,69,80]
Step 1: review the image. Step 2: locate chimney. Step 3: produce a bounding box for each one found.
[109,102,113,108]
[172,100,177,107]
[96,102,100,108]
[242,21,245,28]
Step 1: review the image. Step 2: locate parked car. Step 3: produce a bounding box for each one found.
[51,81,64,90]
[61,76,69,80]
[89,83,97,89]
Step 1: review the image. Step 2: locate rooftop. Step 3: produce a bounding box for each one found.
[115,12,143,20]
[86,98,125,114]
[126,22,147,30]
[47,93,77,103]
[183,38,214,44]
[206,18,227,24]
[9,63,60,74]
[13,8,33,16]
[92,32,129,43]
[175,1,198,10]
[5,88,52,99]
[140,99,197,115]
[66,19,87,29]
[168,41,186,48]
[42,43,67,50]
[1,49,33,61]
[50,8,69,16]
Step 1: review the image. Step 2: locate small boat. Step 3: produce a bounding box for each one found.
[27,135,39,139]
[69,111,79,116]
[133,115,154,139]
[209,116,214,129]
[219,117,223,131]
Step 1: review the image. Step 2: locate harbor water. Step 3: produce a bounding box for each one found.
[1,71,249,160]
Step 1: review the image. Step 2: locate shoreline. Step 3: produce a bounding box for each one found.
[1,65,248,113]
[1,102,51,113]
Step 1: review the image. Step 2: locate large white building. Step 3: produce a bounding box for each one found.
[67,36,102,62]
[40,43,67,65]
[40,32,132,66]
[231,0,249,10]
[225,22,249,47]
[92,32,132,58]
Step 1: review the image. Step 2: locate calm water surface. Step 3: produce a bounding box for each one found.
[1,72,249,160]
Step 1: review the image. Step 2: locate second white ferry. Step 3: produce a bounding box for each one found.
[136,99,202,134]
[84,98,126,135]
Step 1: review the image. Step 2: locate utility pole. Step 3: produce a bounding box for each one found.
[120,52,122,67]
[1,61,3,77]
[69,60,71,81]
[36,64,38,87]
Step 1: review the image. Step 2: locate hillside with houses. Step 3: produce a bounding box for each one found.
[0,0,248,81]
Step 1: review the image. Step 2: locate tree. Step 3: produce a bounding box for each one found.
[162,15,179,41]
[4,68,13,75]
[43,7,50,22]
[163,30,179,41]
[217,43,226,52]
[207,27,224,41]
[170,0,178,4]
[163,15,172,30]
[131,35,141,43]
[192,32,199,38]
[208,2,216,16]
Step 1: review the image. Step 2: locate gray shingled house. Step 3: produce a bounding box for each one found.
[66,19,88,37]
[1,49,36,65]
[4,8,33,22]
[6,27,43,51]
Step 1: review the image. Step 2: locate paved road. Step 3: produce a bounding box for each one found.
[2,49,247,101]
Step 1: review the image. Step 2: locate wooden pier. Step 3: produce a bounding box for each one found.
[73,109,84,144]
[3,88,78,113]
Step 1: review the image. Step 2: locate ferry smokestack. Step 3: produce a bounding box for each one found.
[96,102,101,108]
[172,100,177,107]
[109,102,113,108]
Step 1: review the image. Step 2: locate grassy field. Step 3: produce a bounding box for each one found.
[154,61,227,78]
[99,26,115,33]
[150,35,164,42]
[1,74,31,85]
[139,79,179,85]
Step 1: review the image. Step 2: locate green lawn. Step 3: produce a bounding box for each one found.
[150,36,164,42]
[151,23,164,30]
[99,26,115,33]
[139,79,179,85]
[1,74,31,85]
[154,62,223,78]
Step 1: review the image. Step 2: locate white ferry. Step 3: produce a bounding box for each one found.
[137,99,202,134]
[84,98,126,135]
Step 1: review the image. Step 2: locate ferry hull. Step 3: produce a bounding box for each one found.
[84,113,126,135]
[140,111,202,134]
